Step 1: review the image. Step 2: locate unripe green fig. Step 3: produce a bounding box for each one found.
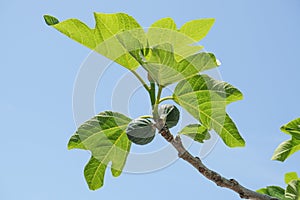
[158,104,180,128]
[126,118,156,145]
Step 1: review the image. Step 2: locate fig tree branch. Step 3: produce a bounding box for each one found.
[155,119,278,200]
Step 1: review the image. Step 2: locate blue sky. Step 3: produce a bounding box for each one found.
[1,0,300,199]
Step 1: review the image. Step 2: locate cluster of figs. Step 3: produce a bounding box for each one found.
[126,104,180,145]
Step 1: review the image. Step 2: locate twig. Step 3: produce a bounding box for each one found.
[155,119,278,200]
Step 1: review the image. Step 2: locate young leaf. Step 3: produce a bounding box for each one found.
[147,18,202,58]
[257,186,287,199]
[45,12,146,70]
[150,17,177,30]
[256,188,268,195]
[43,15,59,25]
[173,75,245,147]
[285,172,299,184]
[142,43,220,86]
[68,111,132,190]
[272,118,300,162]
[281,118,300,140]
[272,138,300,162]
[179,124,210,143]
[267,186,287,199]
[285,180,300,200]
[147,17,215,58]
[180,18,215,42]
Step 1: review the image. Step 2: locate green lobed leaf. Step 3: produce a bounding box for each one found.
[285,172,299,184]
[281,118,300,140]
[68,111,132,190]
[114,30,146,63]
[46,12,146,70]
[46,13,216,72]
[285,180,300,200]
[141,43,220,86]
[173,74,244,147]
[179,124,210,143]
[272,118,300,162]
[46,13,219,87]
[147,17,215,59]
[272,137,300,162]
[147,19,203,59]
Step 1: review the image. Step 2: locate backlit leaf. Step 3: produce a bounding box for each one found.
[173,75,244,147]
[46,13,146,70]
[180,18,215,42]
[141,43,220,86]
[285,172,299,184]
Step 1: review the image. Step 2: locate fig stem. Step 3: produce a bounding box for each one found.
[130,70,150,91]
[149,81,156,108]
[153,85,164,120]
[139,115,153,119]
[159,96,174,103]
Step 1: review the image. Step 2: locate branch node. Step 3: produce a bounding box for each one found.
[229,179,239,186]
[198,167,205,173]
[156,119,173,142]
[239,192,247,198]
[178,151,188,159]
[174,135,181,143]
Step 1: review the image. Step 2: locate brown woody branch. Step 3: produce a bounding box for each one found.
[155,119,278,200]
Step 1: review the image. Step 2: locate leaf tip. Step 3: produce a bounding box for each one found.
[67,144,73,150]
[233,139,246,148]
[280,125,288,134]
[238,141,246,148]
[207,18,216,24]
[271,155,284,162]
[43,15,59,26]
[111,168,122,177]
[67,139,73,150]
[88,183,103,191]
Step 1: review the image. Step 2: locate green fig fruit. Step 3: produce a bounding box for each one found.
[126,118,156,145]
[158,104,180,128]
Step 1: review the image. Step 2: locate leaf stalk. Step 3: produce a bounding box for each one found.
[130,70,150,91]
[153,85,164,120]
[159,96,174,103]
